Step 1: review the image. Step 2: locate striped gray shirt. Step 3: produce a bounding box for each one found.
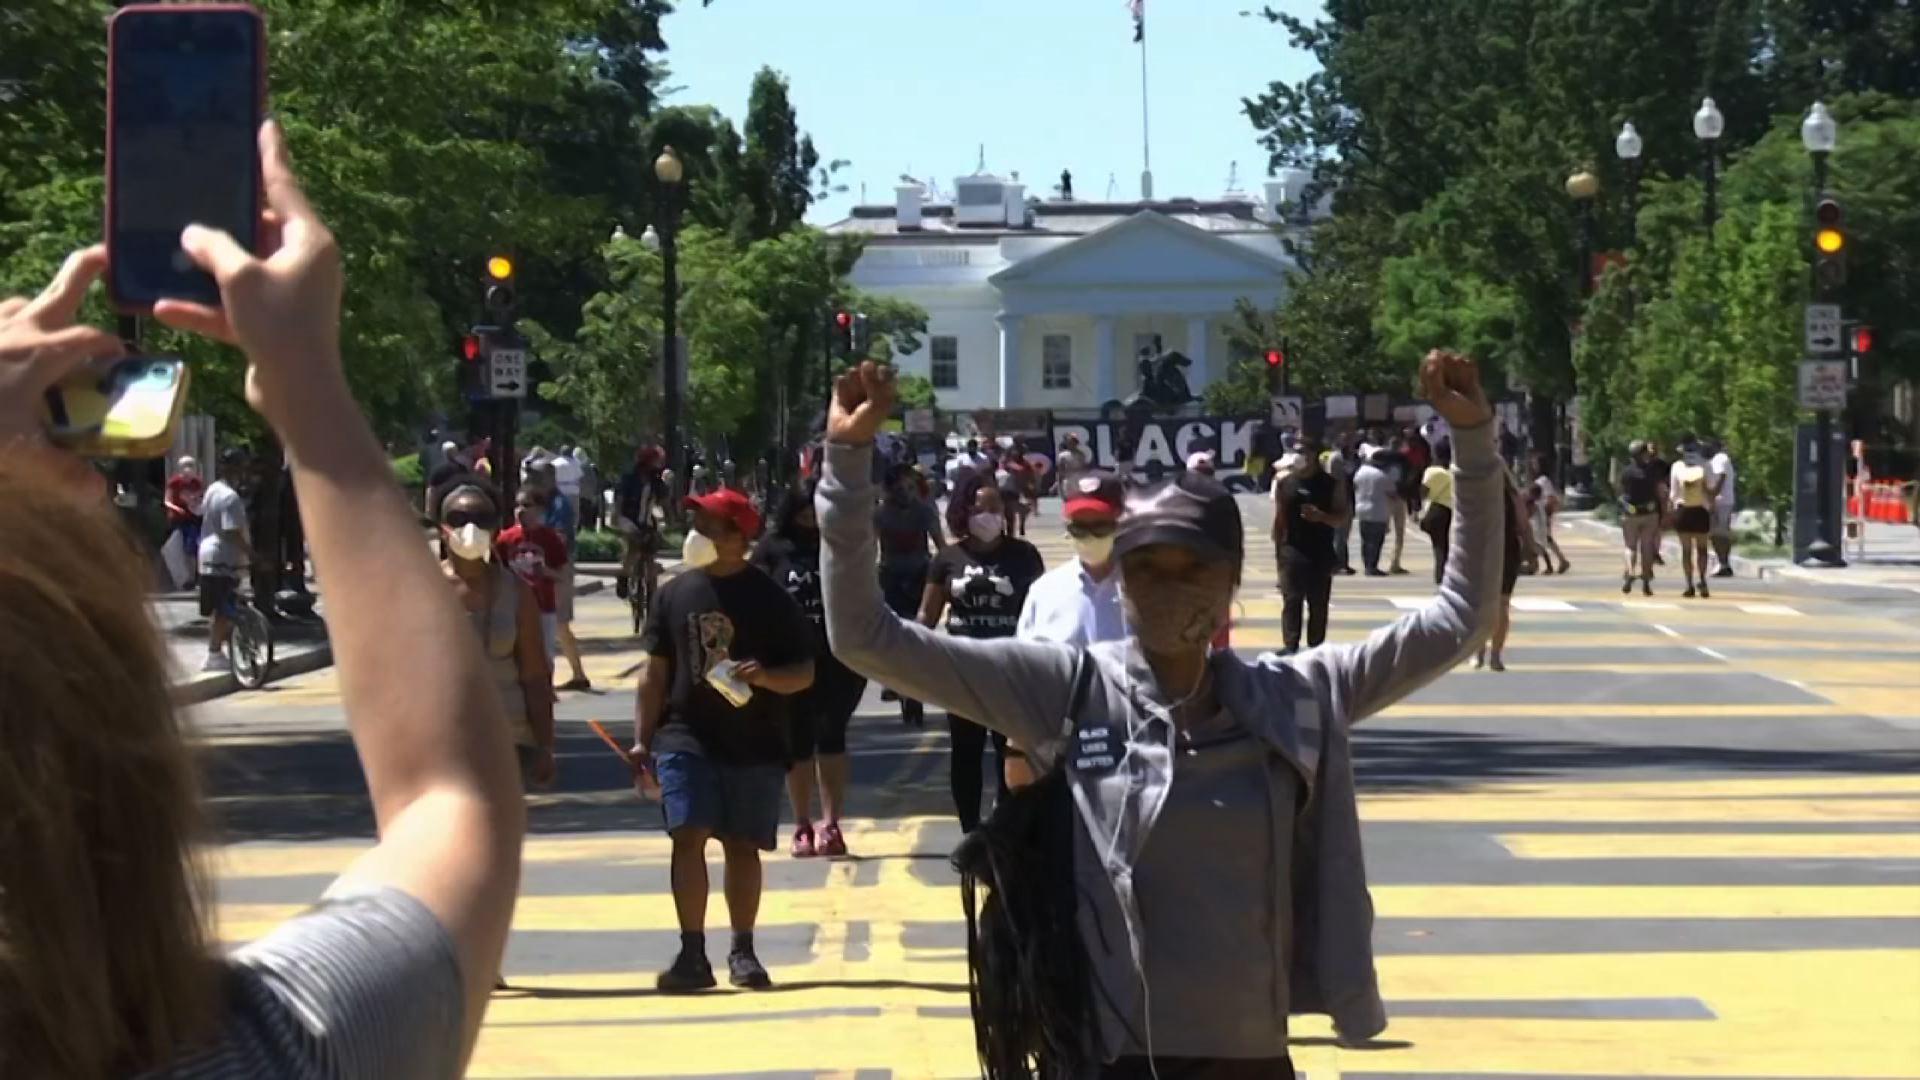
[142,888,464,1079]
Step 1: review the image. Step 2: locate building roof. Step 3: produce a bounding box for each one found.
[827,198,1283,240]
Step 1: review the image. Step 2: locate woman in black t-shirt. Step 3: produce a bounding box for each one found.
[918,472,1046,831]
[752,483,867,858]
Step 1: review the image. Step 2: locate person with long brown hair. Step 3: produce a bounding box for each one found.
[0,122,524,1078]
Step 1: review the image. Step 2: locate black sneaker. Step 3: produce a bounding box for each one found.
[615,576,631,600]
[1641,579,1653,597]
[1714,567,1735,578]
[728,949,772,989]
[1698,582,1710,599]
[1683,585,1697,599]
[1621,577,1633,594]
[656,951,716,993]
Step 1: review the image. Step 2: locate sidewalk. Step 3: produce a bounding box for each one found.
[1569,513,1920,594]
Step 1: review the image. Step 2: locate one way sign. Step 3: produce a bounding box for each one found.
[487,347,528,399]
[1804,304,1842,355]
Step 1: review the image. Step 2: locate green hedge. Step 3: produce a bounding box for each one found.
[573,526,688,563]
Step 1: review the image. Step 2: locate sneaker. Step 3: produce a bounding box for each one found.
[1713,566,1735,578]
[1390,566,1410,575]
[728,950,772,990]
[1698,582,1710,599]
[656,951,716,993]
[1472,652,1486,670]
[818,822,848,858]
[1621,577,1633,594]
[1489,655,1506,672]
[202,653,231,673]
[1683,585,1697,598]
[880,688,899,702]
[791,824,816,858]
[1558,561,1572,575]
[1641,579,1654,597]
[1365,568,1389,577]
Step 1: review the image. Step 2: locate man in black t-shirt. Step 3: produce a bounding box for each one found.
[1618,439,1668,596]
[632,487,815,993]
[1271,440,1349,653]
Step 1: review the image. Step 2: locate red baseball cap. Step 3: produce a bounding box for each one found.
[1063,471,1125,522]
[684,487,762,538]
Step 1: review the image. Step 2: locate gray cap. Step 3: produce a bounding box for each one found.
[1113,471,1243,564]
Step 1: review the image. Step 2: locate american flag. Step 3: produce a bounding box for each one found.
[1129,0,1145,42]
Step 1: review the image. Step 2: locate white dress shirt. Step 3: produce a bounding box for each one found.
[1017,558,1126,647]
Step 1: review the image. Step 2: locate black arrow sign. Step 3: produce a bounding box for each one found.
[493,381,522,393]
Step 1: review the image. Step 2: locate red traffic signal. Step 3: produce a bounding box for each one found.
[1265,349,1285,368]
[462,334,482,362]
[1852,325,1874,356]
[835,311,853,330]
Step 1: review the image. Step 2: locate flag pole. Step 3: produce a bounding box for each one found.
[1138,10,1152,197]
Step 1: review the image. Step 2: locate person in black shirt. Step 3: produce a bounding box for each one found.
[1271,440,1349,654]
[752,483,867,860]
[615,445,669,602]
[631,487,815,993]
[918,472,1046,831]
[1618,439,1668,596]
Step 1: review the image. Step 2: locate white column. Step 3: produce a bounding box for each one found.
[996,314,1024,408]
[1093,316,1117,405]
[1185,315,1211,392]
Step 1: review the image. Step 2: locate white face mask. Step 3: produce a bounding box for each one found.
[1072,533,1115,566]
[968,512,1005,544]
[447,523,493,562]
[683,530,720,569]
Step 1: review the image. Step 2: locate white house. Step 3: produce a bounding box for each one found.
[826,170,1314,416]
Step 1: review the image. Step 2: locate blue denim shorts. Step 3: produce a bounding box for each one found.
[655,751,785,851]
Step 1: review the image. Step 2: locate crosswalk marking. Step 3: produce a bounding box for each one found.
[1389,595,1428,610]
[1739,602,1802,616]
[1498,832,1920,859]
[1512,597,1579,612]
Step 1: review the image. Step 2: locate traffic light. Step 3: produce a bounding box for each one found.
[1851,324,1874,357]
[484,254,518,323]
[1848,323,1875,382]
[1265,340,1288,395]
[1813,198,1846,293]
[457,330,486,398]
[851,313,871,358]
[832,311,853,358]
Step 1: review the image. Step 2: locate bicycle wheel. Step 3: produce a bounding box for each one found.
[230,605,275,689]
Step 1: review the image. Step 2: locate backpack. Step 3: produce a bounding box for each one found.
[951,660,1099,1079]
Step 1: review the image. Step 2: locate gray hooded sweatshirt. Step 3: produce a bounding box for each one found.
[818,419,1502,1059]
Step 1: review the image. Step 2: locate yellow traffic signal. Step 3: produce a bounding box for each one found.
[1815,228,1845,254]
[486,255,514,281]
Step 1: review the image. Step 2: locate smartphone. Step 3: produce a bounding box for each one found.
[106,3,266,313]
[44,357,192,459]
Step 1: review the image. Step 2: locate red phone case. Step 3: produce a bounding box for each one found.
[104,3,268,315]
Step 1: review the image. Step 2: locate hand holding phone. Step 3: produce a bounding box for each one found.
[1,248,127,453]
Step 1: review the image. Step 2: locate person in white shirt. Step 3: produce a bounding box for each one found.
[1528,454,1570,575]
[1016,471,1127,649]
[1668,436,1719,599]
[197,448,254,672]
[550,446,583,502]
[1351,451,1396,575]
[1708,440,1737,577]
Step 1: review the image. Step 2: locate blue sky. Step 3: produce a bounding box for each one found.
[658,0,1320,223]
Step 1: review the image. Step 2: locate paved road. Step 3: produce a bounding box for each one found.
[191,512,1920,1079]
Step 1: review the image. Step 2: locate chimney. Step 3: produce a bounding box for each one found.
[1262,179,1289,222]
[1002,180,1027,227]
[896,184,924,230]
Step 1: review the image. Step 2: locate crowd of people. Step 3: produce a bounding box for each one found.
[3,118,1761,1079]
[1616,435,1738,597]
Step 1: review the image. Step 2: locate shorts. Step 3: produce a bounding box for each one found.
[198,573,238,618]
[656,751,785,851]
[1675,506,1712,535]
[789,659,867,758]
[554,565,576,623]
[1710,503,1734,537]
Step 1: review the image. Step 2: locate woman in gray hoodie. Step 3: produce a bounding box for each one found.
[819,354,1501,1078]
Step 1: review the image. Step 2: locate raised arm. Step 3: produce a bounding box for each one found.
[154,122,520,1065]
[819,365,1076,751]
[1305,352,1501,724]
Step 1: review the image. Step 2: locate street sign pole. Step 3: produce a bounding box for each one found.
[1801,302,1846,566]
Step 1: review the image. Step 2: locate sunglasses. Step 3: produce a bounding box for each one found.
[443,510,499,530]
[1066,521,1117,540]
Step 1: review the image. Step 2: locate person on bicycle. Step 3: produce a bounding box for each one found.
[617,444,669,603]
[197,447,253,672]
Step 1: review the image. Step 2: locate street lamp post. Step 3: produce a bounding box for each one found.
[1614,121,1643,247]
[1801,102,1843,566]
[650,146,686,498]
[1693,97,1725,236]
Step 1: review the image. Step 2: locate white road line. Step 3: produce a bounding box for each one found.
[1388,596,1427,610]
[1652,623,1684,640]
[1512,597,1578,612]
[1696,645,1731,661]
[1739,603,1802,616]
[1622,601,1680,610]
